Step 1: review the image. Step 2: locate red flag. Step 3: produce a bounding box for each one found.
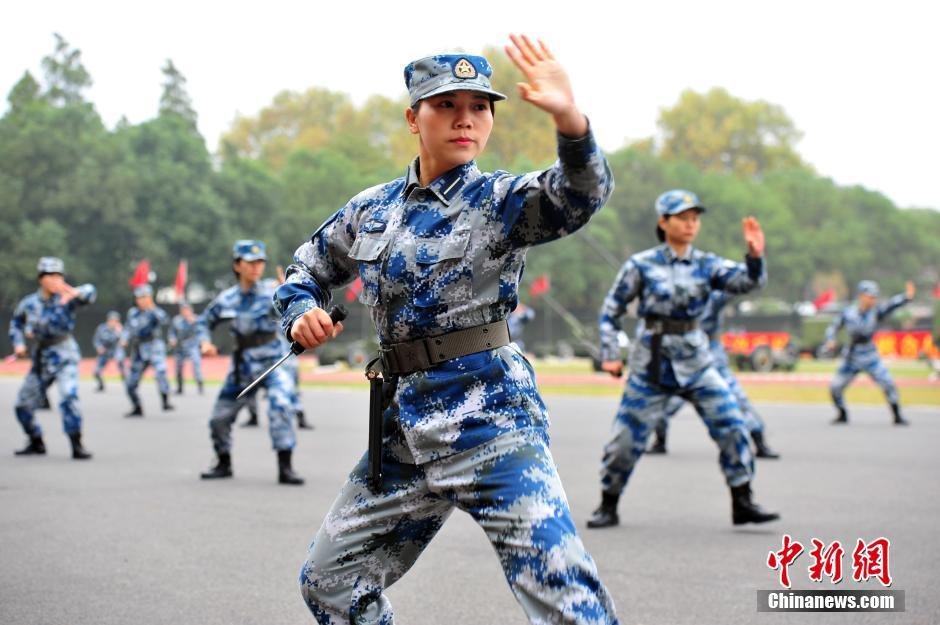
[813,287,836,311]
[345,276,363,302]
[932,283,940,299]
[129,259,150,288]
[174,260,188,300]
[529,274,551,297]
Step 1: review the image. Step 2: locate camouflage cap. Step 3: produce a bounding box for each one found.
[404,54,507,107]
[857,280,879,296]
[37,256,65,274]
[233,240,266,261]
[655,189,707,217]
[133,284,153,298]
[106,310,121,321]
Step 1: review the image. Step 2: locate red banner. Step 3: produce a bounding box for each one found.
[174,260,188,300]
[129,259,150,288]
[722,331,791,355]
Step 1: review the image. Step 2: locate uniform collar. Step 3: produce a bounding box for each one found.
[660,243,695,264]
[403,159,479,206]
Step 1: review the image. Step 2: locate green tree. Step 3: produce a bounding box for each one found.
[159,59,198,130]
[656,87,808,177]
[41,33,92,106]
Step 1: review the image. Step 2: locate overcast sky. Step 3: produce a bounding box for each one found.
[3,0,938,209]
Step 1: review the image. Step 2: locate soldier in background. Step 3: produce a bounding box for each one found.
[10,257,95,459]
[168,302,204,395]
[92,310,126,392]
[647,290,779,458]
[198,240,303,485]
[122,284,175,417]
[587,190,779,529]
[825,279,915,425]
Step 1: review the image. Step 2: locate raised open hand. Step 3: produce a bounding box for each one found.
[504,34,586,137]
[742,217,765,257]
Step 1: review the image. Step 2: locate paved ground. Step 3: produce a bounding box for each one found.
[1,377,937,625]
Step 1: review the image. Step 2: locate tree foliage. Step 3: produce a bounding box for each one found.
[2,36,938,323]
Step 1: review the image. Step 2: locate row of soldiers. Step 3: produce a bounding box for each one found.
[9,242,312,484]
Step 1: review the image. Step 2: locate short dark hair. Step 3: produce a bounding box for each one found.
[655,215,670,242]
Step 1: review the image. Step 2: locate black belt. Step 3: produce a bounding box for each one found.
[644,316,699,386]
[364,319,510,492]
[850,335,873,346]
[235,332,278,349]
[37,335,70,349]
[379,320,510,376]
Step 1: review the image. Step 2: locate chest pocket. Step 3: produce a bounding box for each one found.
[348,234,391,306]
[412,228,472,307]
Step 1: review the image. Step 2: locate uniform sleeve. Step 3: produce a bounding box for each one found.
[93,325,105,350]
[709,255,767,294]
[598,259,641,361]
[500,126,614,247]
[274,200,364,337]
[877,293,909,320]
[167,318,178,344]
[70,284,96,308]
[196,297,225,343]
[9,298,28,348]
[120,311,133,344]
[824,311,846,343]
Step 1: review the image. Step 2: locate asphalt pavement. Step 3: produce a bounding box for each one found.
[1,378,937,625]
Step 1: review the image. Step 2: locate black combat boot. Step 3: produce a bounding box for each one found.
[14,435,46,456]
[731,482,780,525]
[751,431,780,459]
[241,411,259,427]
[95,373,105,392]
[161,393,175,411]
[647,421,668,454]
[831,407,848,425]
[69,433,93,460]
[176,373,184,395]
[296,410,313,430]
[200,452,233,479]
[586,492,620,529]
[890,403,909,426]
[277,449,305,485]
[125,402,144,418]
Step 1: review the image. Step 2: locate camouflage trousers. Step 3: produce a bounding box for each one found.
[16,353,82,437]
[174,345,204,385]
[600,367,754,496]
[830,353,899,408]
[660,357,764,433]
[209,362,296,453]
[125,355,171,405]
[299,427,619,625]
[94,348,126,381]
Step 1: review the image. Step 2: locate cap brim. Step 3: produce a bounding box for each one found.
[665,205,706,216]
[412,83,507,106]
[238,254,266,261]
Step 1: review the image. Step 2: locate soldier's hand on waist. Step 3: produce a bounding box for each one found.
[13,344,28,359]
[290,307,344,350]
[200,341,218,357]
[601,359,623,378]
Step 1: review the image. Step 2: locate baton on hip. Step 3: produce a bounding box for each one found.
[236,305,347,400]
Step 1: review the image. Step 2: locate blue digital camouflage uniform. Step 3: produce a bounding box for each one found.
[198,280,296,453]
[93,318,126,385]
[168,312,204,391]
[123,301,172,407]
[597,241,766,496]
[11,283,96,437]
[825,283,910,411]
[275,54,617,625]
[658,290,765,433]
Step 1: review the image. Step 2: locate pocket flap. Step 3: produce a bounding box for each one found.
[348,235,390,261]
[415,230,470,264]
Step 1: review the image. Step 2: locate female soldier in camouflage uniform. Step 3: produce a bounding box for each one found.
[825,280,915,425]
[10,257,95,459]
[276,35,619,625]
